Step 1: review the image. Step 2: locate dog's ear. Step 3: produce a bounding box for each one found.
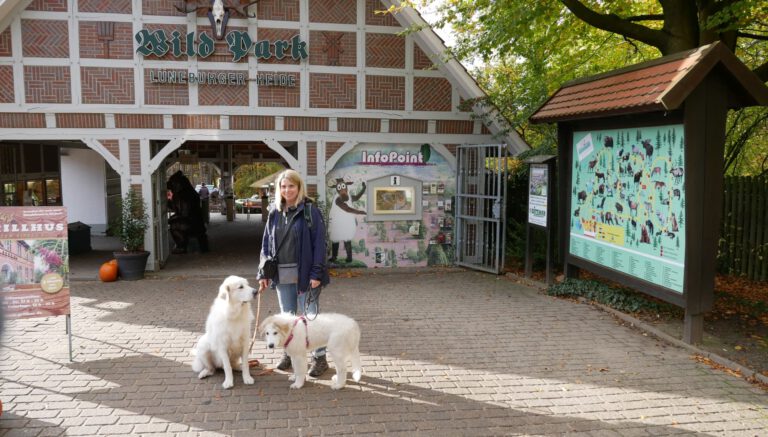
[276,320,290,339]
[218,282,230,301]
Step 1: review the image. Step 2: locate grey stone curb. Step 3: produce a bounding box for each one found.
[505,272,768,387]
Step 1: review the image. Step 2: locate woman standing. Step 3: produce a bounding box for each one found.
[258,169,330,376]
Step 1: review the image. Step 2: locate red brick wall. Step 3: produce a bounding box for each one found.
[22,20,69,58]
[0,114,45,128]
[0,66,14,103]
[437,120,473,134]
[173,115,219,129]
[257,0,299,21]
[230,116,275,130]
[307,142,317,176]
[129,140,141,176]
[306,184,318,198]
[56,113,105,129]
[100,139,120,160]
[310,74,356,109]
[198,71,248,106]
[326,142,344,160]
[366,34,405,68]
[285,117,328,131]
[142,1,184,16]
[413,77,451,111]
[24,66,71,104]
[309,31,356,67]
[310,0,356,24]
[0,29,11,57]
[144,70,189,105]
[81,67,135,104]
[414,45,433,70]
[78,0,132,13]
[444,144,458,157]
[26,0,67,11]
[365,75,404,110]
[259,78,301,107]
[366,0,399,26]
[338,118,381,132]
[390,119,427,133]
[79,22,134,59]
[115,114,163,129]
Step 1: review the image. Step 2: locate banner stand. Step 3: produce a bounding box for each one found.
[524,156,556,286]
[66,314,73,362]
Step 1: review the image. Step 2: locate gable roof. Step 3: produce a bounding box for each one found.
[530,42,768,124]
[381,0,529,155]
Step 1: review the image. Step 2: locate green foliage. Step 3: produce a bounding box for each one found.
[547,278,680,314]
[109,189,149,252]
[233,163,284,199]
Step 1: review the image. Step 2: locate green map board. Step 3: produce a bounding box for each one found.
[569,125,686,293]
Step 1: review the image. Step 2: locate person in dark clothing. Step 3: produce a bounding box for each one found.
[257,169,330,377]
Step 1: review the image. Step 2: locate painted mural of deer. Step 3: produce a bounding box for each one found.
[176,0,260,40]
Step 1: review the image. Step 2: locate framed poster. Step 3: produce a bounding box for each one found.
[373,187,415,214]
[569,125,686,293]
[0,207,71,319]
[528,164,548,227]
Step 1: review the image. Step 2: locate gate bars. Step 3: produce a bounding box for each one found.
[455,144,509,274]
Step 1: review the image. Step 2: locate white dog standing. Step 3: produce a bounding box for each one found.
[191,275,258,389]
[260,312,362,389]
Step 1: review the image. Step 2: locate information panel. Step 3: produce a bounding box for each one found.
[569,125,686,293]
[0,207,71,319]
[528,164,548,227]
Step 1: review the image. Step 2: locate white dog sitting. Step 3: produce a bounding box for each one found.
[191,275,258,389]
[260,312,362,390]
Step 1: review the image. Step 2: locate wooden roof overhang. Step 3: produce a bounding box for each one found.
[530,42,768,124]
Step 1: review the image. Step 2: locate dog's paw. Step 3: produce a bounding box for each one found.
[222,379,234,389]
[289,380,304,389]
[352,369,362,382]
[243,374,254,385]
[331,375,346,390]
[288,374,297,382]
[197,369,214,379]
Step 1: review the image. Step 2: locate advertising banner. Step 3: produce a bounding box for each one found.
[569,125,686,293]
[0,207,70,319]
[528,164,548,227]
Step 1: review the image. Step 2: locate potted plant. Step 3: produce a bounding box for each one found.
[109,188,150,280]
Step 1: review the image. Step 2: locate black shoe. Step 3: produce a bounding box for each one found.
[308,355,329,377]
[276,353,292,371]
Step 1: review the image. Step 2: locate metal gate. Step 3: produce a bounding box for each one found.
[455,144,508,274]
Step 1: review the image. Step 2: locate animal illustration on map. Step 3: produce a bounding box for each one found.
[670,167,684,184]
[642,139,654,159]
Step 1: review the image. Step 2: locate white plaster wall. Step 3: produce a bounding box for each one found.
[61,148,107,234]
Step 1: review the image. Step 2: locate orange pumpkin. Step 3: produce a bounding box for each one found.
[99,259,119,282]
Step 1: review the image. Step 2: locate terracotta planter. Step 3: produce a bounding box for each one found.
[113,251,150,281]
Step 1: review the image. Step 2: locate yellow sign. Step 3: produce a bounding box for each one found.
[597,223,625,246]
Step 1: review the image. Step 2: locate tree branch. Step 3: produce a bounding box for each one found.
[626,14,664,22]
[559,0,668,50]
[737,32,768,41]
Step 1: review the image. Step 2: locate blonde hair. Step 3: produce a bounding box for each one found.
[274,169,312,211]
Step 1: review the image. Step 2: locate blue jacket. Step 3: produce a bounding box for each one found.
[258,200,329,292]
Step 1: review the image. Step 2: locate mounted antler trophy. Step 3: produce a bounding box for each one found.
[176,0,259,40]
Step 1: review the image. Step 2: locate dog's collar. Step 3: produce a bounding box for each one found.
[283,315,309,349]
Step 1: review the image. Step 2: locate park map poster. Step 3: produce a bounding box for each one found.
[569,125,686,293]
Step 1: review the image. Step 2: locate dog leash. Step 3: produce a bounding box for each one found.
[283,315,309,348]
[248,283,264,356]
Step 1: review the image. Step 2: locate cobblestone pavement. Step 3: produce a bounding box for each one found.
[1,269,766,436]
